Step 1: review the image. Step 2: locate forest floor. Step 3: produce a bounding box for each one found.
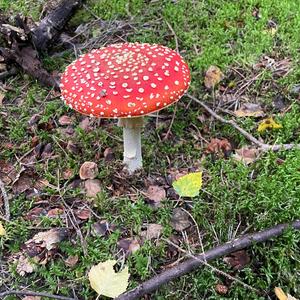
[0,0,300,299]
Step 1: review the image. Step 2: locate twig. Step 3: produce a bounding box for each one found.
[0,179,10,221]
[163,238,262,296]
[0,290,75,300]
[186,93,300,151]
[165,20,179,53]
[163,103,177,140]
[116,220,300,300]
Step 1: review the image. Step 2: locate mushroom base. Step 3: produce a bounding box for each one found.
[118,117,144,174]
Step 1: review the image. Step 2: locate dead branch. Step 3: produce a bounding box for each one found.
[31,0,82,52]
[0,47,59,89]
[187,93,300,151]
[0,0,83,89]
[0,290,75,300]
[116,220,300,300]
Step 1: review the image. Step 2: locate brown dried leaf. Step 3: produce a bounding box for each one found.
[118,238,141,256]
[58,115,73,126]
[24,207,47,221]
[145,185,166,206]
[234,103,265,118]
[79,117,92,132]
[233,147,260,164]
[204,66,224,89]
[170,208,191,231]
[215,284,228,295]
[62,168,74,180]
[92,220,116,237]
[84,179,101,197]
[206,138,232,156]
[30,228,68,251]
[79,161,98,180]
[12,173,33,194]
[140,223,163,240]
[64,255,79,268]
[22,296,41,300]
[103,147,114,162]
[46,208,65,218]
[223,250,250,270]
[75,208,91,220]
[16,254,35,276]
[0,161,17,185]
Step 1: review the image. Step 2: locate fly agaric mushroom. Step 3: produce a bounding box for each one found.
[60,43,190,174]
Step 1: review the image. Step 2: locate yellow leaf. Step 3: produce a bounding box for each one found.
[275,287,288,300]
[204,66,224,89]
[263,27,277,37]
[0,221,6,236]
[257,117,282,132]
[172,172,202,197]
[88,260,129,298]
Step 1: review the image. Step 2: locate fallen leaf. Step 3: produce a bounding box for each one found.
[64,255,79,268]
[275,287,288,300]
[31,228,68,250]
[75,208,91,220]
[88,260,130,298]
[58,115,73,126]
[233,147,260,164]
[206,138,232,157]
[62,168,74,179]
[92,220,116,237]
[79,161,99,179]
[263,27,277,36]
[215,284,228,295]
[223,250,250,270]
[204,65,224,89]
[172,172,202,197]
[0,221,6,236]
[234,103,265,117]
[24,207,47,221]
[66,141,80,154]
[258,117,282,132]
[118,238,141,256]
[16,254,36,276]
[46,208,65,218]
[12,173,33,194]
[145,185,166,205]
[41,143,53,159]
[140,223,163,240]
[103,147,114,162]
[22,296,41,300]
[79,117,92,132]
[170,208,191,231]
[84,179,101,197]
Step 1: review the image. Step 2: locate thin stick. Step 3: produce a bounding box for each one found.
[116,220,300,300]
[0,290,75,300]
[163,238,262,295]
[163,103,177,140]
[0,179,10,220]
[165,238,261,294]
[186,93,300,151]
[165,21,179,53]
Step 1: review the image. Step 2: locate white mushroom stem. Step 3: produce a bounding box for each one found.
[118,117,144,174]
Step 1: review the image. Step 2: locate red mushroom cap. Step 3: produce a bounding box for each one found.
[60,43,191,118]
